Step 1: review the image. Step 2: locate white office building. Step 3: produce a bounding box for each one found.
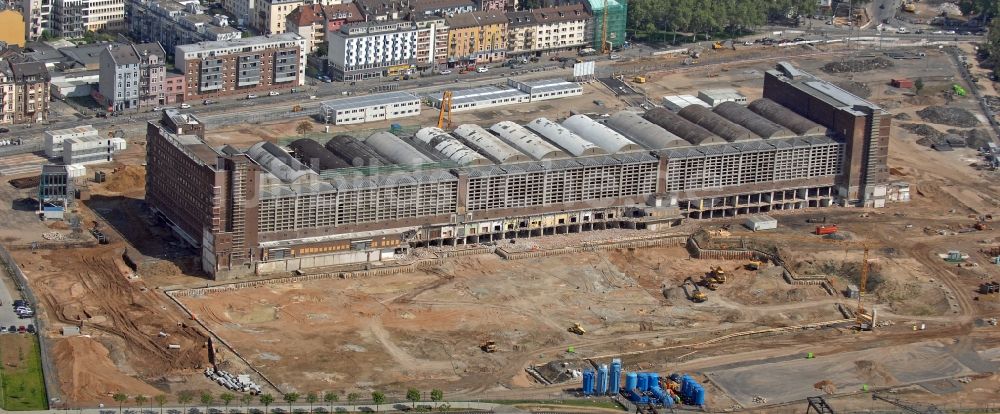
[328,20,418,81]
[62,135,127,165]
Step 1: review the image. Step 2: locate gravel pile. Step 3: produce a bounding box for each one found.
[821,57,893,73]
[984,96,1000,113]
[893,112,912,121]
[900,123,948,147]
[948,128,994,149]
[916,106,981,127]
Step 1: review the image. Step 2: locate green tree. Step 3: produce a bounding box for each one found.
[113,393,129,414]
[259,394,275,414]
[305,392,319,413]
[295,121,313,136]
[405,389,420,408]
[241,394,255,414]
[155,395,168,414]
[429,390,443,403]
[323,391,338,412]
[178,390,195,414]
[220,393,236,413]
[201,392,215,413]
[346,393,359,406]
[371,392,385,413]
[283,392,300,413]
[135,395,149,412]
[914,77,925,95]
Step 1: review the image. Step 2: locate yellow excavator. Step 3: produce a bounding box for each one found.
[568,323,586,335]
[684,277,708,303]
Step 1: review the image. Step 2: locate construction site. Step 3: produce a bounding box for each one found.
[3,39,1000,413]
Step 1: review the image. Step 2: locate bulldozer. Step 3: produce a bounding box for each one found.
[710,266,727,283]
[746,260,764,271]
[683,277,707,303]
[568,323,586,335]
[480,340,498,353]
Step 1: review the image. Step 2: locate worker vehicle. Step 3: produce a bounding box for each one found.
[633,76,646,83]
[683,277,707,303]
[568,323,586,335]
[710,266,727,283]
[746,260,764,271]
[712,41,725,50]
[180,103,191,109]
[815,224,839,235]
[481,340,498,353]
[700,276,719,291]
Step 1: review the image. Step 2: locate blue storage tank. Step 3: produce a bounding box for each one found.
[650,387,667,404]
[637,373,648,392]
[582,369,595,395]
[679,376,690,397]
[693,384,706,406]
[628,389,649,404]
[610,359,622,395]
[625,372,638,391]
[596,364,609,395]
[649,373,660,390]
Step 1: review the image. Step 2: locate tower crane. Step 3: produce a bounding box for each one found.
[600,0,610,54]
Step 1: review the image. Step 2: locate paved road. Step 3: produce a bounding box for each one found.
[0,401,514,414]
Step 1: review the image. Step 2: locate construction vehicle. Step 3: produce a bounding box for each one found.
[815,224,839,235]
[712,41,725,50]
[437,90,453,129]
[700,276,719,291]
[480,340,498,353]
[975,222,990,231]
[746,260,764,271]
[633,75,646,83]
[568,323,586,335]
[291,105,302,112]
[710,266,727,283]
[683,277,707,303]
[953,84,967,96]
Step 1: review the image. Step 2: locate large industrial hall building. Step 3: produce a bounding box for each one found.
[145,63,890,278]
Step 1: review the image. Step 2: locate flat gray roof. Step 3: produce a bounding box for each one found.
[176,32,302,54]
[431,86,526,106]
[321,91,420,111]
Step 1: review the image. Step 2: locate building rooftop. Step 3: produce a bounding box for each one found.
[321,91,419,112]
[473,10,508,25]
[445,12,479,28]
[531,3,588,23]
[434,86,524,106]
[46,125,98,136]
[505,10,534,26]
[412,0,475,14]
[768,61,885,116]
[59,43,113,67]
[175,32,303,54]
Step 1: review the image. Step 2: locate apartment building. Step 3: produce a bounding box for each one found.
[0,9,27,47]
[445,10,507,64]
[285,2,361,53]
[473,0,505,12]
[8,57,51,124]
[529,4,587,52]
[126,0,241,54]
[51,0,85,38]
[164,72,185,104]
[411,0,475,16]
[98,42,167,111]
[255,0,302,34]
[414,15,448,67]
[82,0,126,32]
[22,0,51,41]
[221,0,252,27]
[505,10,533,54]
[327,20,417,81]
[176,33,306,100]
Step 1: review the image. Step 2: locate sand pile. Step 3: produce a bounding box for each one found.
[52,336,162,404]
[103,165,146,193]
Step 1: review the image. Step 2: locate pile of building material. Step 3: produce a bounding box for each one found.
[821,57,892,74]
[204,367,262,394]
[984,96,1000,113]
[917,106,980,127]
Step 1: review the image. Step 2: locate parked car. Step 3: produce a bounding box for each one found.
[269,91,280,96]
[439,69,452,75]
[609,54,621,60]
[179,103,191,109]
[0,326,7,333]
[477,66,489,73]
[152,106,162,111]
[26,324,35,333]
[246,94,257,99]
[17,326,25,333]
[203,99,215,105]
[7,325,15,333]
[0,127,9,133]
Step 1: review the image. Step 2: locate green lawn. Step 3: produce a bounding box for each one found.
[0,335,49,410]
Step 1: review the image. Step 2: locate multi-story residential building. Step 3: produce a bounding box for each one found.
[327,20,417,81]
[176,33,305,101]
[505,10,533,55]
[98,42,166,111]
[126,0,241,55]
[285,2,361,53]
[445,10,507,64]
[82,0,126,32]
[22,0,51,41]
[0,9,27,47]
[221,0,252,27]
[472,0,504,12]
[255,0,302,34]
[414,15,448,68]
[353,0,406,21]
[0,63,14,124]
[51,0,85,38]
[8,57,51,124]
[163,72,184,104]
[529,4,588,52]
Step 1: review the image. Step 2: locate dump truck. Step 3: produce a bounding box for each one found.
[683,277,707,303]
[568,323,586,335]
[710,266,727,283]
[815,224,839,235]
[481,340,498,352]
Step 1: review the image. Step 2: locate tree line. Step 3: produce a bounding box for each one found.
[110,389,447,414]
[626,0,821,42]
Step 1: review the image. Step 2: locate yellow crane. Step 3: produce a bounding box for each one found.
[600,0,610,55]
[437,90,453,129]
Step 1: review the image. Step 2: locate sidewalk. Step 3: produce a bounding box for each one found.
[0,401,510,414]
